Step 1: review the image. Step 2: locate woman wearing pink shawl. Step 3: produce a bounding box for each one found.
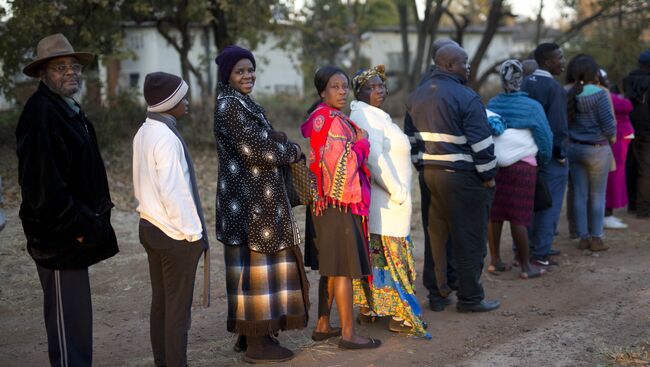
[301,66,381,350]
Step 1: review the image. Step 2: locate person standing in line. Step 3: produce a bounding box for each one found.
[521,43,568,268]
[566,55,616,251]
[418,38,460,87]
[349,65,430,339]
[404,38,460,312]
[602,74,635,229]
[486,60,553,279]
[406,44,500,313]
[302,66,381,349]
[522,59,539,77]
[623,49,650,218]
[16,33,119,367]
[133,72,209,367]
[214,46,309,363]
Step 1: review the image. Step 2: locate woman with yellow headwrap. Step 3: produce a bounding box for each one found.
[349,65,430,339]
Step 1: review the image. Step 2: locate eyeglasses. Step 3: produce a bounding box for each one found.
[49,64,83,73]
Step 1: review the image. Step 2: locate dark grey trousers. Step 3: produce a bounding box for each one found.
[418,167,494,306]
[36,264,92,367]
[139,220,203,367]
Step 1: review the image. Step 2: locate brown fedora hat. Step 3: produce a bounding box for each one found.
[22,33,95,78]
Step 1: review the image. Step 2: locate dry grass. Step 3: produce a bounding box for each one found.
[606,341,650,366]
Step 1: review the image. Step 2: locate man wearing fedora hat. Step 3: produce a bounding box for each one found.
[16,33,118,367]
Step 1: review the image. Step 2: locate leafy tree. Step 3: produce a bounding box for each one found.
[0,0,126,99]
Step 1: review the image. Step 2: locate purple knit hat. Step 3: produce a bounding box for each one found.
[215,45,256,84]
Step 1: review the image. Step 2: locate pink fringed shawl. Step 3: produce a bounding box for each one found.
[301,103,371,217]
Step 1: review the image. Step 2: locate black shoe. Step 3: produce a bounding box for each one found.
[429,297,452,312]
[531,256,559,268]
[244,336,294,364]
[547,248,561,256]
[456,300,501,313]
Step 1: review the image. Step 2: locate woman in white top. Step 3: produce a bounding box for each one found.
[349,65,430,339]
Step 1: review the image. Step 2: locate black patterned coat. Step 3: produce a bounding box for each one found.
[214,84,301,253]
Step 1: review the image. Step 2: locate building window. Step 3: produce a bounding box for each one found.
[129,73,140,89]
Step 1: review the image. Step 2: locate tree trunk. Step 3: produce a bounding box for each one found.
[534,0,544,46]
[467,0,505,90]
[396,0,411,89]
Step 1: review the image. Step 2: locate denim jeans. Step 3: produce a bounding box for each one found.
[568,144,613,238]
[528,158,569,258]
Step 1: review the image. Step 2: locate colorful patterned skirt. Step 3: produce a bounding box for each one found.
[353,234,430,339]
[224,245,309,336]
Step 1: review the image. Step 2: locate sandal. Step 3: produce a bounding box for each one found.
[356,313,378,324]
[388,318,413,333]
[311,327,342,341]
[487,261,511,274]
[338,337,382,350]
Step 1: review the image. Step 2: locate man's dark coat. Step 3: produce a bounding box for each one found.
[16,82,118,269]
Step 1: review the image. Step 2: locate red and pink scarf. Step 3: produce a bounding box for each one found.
[301,103,371,217]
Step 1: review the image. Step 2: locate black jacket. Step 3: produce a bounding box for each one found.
[404,70,497,181]
[623,69,650,134]
[16,82,118,269]
[213,84,301,254]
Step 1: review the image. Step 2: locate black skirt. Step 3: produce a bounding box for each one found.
[304,207,371,278]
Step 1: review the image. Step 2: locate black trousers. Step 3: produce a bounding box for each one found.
[36,264,92,367]
[634,135,650,217]
[418,167,494,306]
[139,220,203,367]
[626,140,638,211]
[420,167,457,302]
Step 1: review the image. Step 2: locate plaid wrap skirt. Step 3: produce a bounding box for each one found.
[224,245,309,336]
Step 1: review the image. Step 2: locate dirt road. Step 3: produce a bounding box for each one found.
[1,148,649,367]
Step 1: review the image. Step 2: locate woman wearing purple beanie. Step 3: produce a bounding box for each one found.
[213,45,309,363]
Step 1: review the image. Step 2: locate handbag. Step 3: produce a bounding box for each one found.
[533,172,552,212]
[283,156,318,207]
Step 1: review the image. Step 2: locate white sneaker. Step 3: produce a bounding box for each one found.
[610,216,624,223]
[604,216,628,229]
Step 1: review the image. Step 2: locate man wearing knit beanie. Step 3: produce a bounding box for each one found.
[133,72,210,367]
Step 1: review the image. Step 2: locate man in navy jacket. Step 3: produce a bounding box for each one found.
[521,43,568,267]
[406,44,500,313]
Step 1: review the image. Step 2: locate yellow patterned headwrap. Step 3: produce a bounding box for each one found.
[352,64,387,98]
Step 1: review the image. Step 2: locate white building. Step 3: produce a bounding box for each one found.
[340,25,533,90]
[103,23,304,104]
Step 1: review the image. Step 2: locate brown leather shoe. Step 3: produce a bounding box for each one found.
[578,237,591,250]
[589,237,609,252]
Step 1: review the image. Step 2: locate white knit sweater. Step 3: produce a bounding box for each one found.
[132,118,203,242]
[350,101,412,237]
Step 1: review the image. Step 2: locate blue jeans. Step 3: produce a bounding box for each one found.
[529,158,569,258]
[568,144,613,238]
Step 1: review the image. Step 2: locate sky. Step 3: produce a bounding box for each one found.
[509,0,565,24]
[0,0,568,24]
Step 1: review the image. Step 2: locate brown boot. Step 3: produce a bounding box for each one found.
[589,237,609,252]
[578,237,591,250]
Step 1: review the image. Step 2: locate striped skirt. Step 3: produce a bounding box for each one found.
[224,245,309,336]
[490,160,537,226]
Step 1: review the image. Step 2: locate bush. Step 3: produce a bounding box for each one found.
[255,93,313,144]
[83,89,145,155]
